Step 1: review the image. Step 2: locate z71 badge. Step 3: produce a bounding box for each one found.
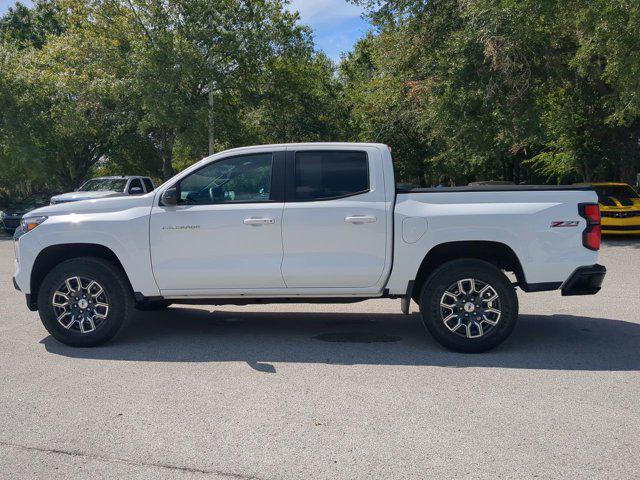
[551,220,579,228]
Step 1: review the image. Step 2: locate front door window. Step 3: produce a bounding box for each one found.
[178,154,273,205]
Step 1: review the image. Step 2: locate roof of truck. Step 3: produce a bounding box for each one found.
[205,142,389,157]
[89,175,151,180]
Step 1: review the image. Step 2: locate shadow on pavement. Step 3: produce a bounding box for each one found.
[602,235,640,249]
[41,308,640,372]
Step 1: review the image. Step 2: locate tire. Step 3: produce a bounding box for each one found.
[418,259,518,353]
[37,257,134,347]
[135,300,172,311]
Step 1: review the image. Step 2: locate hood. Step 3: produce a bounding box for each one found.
[26,193,155,218]
[50,191,124,203]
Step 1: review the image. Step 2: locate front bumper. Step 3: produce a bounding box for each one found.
[561,264,606,296]
[12,276,36,310]
[601,212,640,234]
[601,226,640,234]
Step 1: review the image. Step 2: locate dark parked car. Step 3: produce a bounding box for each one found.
[0,193,53,234]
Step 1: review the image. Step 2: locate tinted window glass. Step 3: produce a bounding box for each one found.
[295,151,369,200]
[128,178,143,194]
[80,178,127,192]
[143,178,154,192]
[179,153,272,205]
[594,185,638,200]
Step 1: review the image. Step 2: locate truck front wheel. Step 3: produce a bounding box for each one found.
[37,257,134,347]
[418,259,519,353]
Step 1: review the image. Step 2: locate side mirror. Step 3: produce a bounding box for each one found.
[161,187,179,206]
[130,186,143,194]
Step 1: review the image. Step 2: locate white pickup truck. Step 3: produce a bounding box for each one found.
[12,143,606,352]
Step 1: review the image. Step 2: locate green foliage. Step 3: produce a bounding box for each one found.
[346,0,640,185]
[1,0,639,196]
[0,0,347,196]
[0,0,64,49]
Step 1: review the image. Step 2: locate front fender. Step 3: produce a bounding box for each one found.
[15,205,160,297]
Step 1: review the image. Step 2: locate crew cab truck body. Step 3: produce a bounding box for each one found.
[12,143,606,352]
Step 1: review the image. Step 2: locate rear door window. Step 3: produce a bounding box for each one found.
[294,151,369,201]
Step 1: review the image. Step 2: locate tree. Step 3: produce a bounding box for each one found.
[0,0,65,49]
[1,0,342,192]
[531,0,640,182]
[81,0,314,179]
[248,51,347,143]
[347,0,640,184]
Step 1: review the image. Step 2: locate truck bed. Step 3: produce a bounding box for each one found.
[385,186,600,295]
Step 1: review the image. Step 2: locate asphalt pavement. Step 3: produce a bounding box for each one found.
[0,234,639,479]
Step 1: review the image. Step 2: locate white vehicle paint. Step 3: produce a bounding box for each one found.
[12,143,606,351]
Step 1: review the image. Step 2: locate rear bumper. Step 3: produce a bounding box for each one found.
[561,264,606,296]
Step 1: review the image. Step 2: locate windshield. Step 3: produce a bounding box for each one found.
[79,178,127,192]
[594,185,639,201]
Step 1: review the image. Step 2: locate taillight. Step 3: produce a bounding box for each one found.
[578,203,601,250]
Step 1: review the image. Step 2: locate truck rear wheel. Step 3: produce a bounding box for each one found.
[418,259,518,353]
[37,257,134,347]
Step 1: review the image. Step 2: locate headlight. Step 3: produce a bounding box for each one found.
[14,216,47,240]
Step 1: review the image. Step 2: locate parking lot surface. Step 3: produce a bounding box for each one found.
[0,234,639,479]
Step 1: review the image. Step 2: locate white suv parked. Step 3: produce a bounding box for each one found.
[50,176,155,204]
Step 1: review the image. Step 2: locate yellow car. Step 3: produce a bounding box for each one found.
[585,182,640,235]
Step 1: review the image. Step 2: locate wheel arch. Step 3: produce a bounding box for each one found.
[29,243,131,309]
[412,241,526,299]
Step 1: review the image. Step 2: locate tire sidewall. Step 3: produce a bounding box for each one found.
[419,259,518,353]
[38,258,130,347]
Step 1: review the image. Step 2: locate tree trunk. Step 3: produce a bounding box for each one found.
[160,129,175,180]
[513,155,521,184]
[162,149,174,180]
[208,88,215,155]
[58,161,82,191]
